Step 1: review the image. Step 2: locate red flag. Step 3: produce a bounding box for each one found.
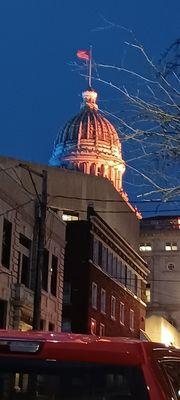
[76,50,90,60]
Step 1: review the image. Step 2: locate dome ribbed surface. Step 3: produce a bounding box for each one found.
[55,108,120,148]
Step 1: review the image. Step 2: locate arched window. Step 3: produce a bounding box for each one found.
[90,163,96,175]
[97,164,105,176]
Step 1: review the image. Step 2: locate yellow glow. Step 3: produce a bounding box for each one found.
[118,163,126,173]
[161,326,174,346]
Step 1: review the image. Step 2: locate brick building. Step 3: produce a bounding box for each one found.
[62,208,148,338]
[0,165,66,331]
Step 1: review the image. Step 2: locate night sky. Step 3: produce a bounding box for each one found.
[0,0,179,213]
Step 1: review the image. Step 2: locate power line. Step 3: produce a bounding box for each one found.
[0,199,34,218]
[49,193,180,204]
[48,205,180,214]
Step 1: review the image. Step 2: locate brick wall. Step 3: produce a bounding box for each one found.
[89,264,146,338]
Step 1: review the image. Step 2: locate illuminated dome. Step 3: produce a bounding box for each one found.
[49,88,125,191]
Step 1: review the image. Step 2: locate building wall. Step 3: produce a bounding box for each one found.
[89,265,146,338]
[62,217,148,337]
[145,315,180,348]
[0,156,140,250]
[140,217,180,330]
[0,166,66,331]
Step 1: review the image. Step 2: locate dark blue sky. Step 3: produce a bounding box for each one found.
[0,0,179,171]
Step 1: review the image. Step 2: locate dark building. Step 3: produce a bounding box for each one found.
[62,208,148,338]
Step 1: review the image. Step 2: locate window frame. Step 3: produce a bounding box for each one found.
[120,302,125,325]
[91,282,98,310]
[130,309,135,331]
[110,295,116,320]
[100,288,106,314]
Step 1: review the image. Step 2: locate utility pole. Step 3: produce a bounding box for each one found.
[33,170,47,330]
[19,164,47,330]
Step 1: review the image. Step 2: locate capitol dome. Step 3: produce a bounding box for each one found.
[49,88,125,192]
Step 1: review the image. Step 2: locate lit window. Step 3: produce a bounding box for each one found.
[165,242,177,251]
[120,302,125,325]
[92,282,97,309]
[100,288,106,314]
[62,211,79,221]
[130,309,135,331]
[99,323,105,336]
[111,296,116,320]
[139,243,152,252]
[146,283,151,303]
[90,318,96,335]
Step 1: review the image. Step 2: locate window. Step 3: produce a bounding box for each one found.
[50,255,58,296]
[102,245,108,271]
[90,318,96,335]
[111,296,116,320]
[120,302,125,325]
[139,243,152,252]
[0,362,150,400]
[167,263,175,271]
[92,282,97,309]
[137,278,142,299]
[116,259,122,280]
[146,283,151,302]
[0,300,7,328]
[165,242,177,251]
[100,288,106,314]
[112,256,117,278]
[1,218,12,268]
[62,318,71,332]
[63,282,71,304]
[108,251,113,275]
[130,309,135,331]
[42,249,49,291]
[121,264,127,286]
[93,237,98,264]
[99,323,105,336]
[20,254,30,287]
[49,322,55,331]
[62,211,79,221]
[161,361,180,399]
[19,234,31,249]
[126,269,132,290]
[18,234,32,288]
[98,241,102,267]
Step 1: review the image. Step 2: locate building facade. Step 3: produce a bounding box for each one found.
[0,165,66,331]
[62,208,148,338]
[140,216,180,331]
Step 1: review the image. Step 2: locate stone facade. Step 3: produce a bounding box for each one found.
[140,216,180,330]
[0,165,66,330]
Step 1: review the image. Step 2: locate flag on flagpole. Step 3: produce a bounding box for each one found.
[76,50,90,60]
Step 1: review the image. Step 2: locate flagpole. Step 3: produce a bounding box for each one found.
[88,45,92,88]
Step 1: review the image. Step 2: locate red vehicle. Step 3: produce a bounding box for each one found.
[0,330,179,400]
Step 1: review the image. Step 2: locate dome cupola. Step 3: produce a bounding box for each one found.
[49,88,125,192]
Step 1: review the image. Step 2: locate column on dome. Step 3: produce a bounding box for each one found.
[90,163,96,175]
[97,164,105,177]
